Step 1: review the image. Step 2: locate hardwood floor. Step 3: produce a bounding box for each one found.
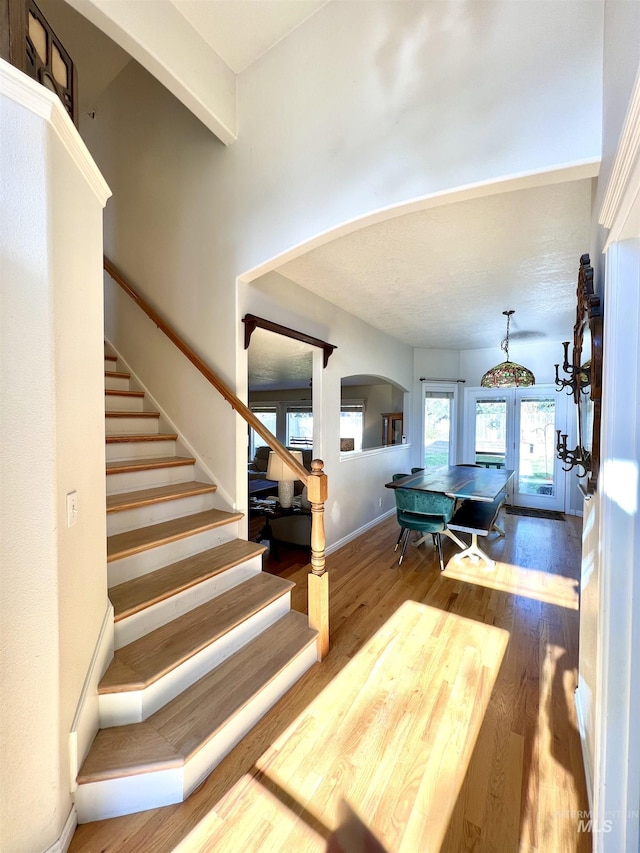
[69,511,590,852]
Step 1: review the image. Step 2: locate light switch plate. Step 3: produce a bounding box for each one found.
[66,491,79,527]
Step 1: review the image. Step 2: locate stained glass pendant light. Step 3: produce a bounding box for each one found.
[481,310,535,388]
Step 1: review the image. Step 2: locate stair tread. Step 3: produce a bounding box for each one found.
[107,481,217,514]
[101,572,292,692]
[105,370,131,379]
[107,508,242,562]
[106,456,195,476]
[106,433,178,443]
[109,539,266,622]
[79,612,316,783]
[106,411,160,419]
[105,389,145,397]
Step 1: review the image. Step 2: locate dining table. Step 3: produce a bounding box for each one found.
[385,465,515,565]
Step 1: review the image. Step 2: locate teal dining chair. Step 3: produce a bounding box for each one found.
[391,473,410,551]
[393,487,455,570]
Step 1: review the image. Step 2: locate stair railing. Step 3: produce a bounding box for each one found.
[104,257,329,659]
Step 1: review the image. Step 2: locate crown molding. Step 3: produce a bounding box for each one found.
[599,66,640,242]
[0,59,111,207]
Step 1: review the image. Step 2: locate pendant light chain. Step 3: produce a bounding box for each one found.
[501,310,513,361]
[480,309,535,389]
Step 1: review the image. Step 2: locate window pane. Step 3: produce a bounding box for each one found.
[249,409,276,457]
[517,397,556,496]
[340,410,363,452]
[424,393,452,468]
[475,398,507,466]
[286,410,313,447]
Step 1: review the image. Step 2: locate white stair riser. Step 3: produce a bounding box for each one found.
[104,375,130,392]
[102,588,290,727]
[108,522,240,586]
[104,358,118,372]
[106,439,177,463]
[112,555,263,647]
[184,639,318,798]
[107,491,218,536]
[106,416,160,436]
[106,463,194,495]
[105,394,144,412]
[75,766,183,824]
[78,638,317,822]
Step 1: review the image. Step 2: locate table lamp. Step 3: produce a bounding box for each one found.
[266,450,304,508]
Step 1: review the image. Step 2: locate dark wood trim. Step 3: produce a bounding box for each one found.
[3,0,77,125]
[581,254,602,494]
[242,313,337,368]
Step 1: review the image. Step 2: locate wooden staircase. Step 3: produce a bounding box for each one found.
[74,347,318,823]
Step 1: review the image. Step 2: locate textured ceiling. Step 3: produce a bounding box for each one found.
[248,328,314,391]
[276,179,593,352]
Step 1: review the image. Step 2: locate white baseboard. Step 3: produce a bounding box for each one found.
[575,680,594,812]
[42,805,77,853]
[69,601,114,792]
[326,508,395,555]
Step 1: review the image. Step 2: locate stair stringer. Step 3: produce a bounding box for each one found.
[69,602,115,794]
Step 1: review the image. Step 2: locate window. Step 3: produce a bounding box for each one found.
[286,405,313,447]
[340,401,365,452]
[423,386,456,467]
[249,406,277,458]
[474,397,507,465]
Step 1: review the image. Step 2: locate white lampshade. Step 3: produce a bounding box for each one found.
[266,450,303,482]
[266,451,303,508]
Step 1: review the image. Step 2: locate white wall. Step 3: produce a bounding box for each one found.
[240,271,413,548]
[577,3,640,844]
[234,0,603,272]
[0,64,110,852]
[75,1,603,526]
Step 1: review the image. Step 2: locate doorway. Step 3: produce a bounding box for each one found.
[464,385,568,511]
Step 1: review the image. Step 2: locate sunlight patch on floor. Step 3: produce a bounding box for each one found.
[444,557,579,609]
[177,601,508,852]
[520,640,583,851]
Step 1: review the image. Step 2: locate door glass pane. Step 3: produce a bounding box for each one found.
[518,397,556,496]
[475,398,507,467]
[424,393,453,467]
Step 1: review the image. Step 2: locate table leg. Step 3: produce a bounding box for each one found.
[443,528,467,551]
[450,532,495,568]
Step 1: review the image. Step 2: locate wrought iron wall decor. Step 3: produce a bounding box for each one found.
[555,254,602,493]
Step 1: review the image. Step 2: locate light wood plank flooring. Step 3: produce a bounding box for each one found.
[69,511,590,852]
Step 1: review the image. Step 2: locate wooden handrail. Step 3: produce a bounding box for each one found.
[104,257,309,482]
[104,257,329,657]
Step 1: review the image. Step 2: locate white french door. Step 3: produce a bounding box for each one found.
[463,385,568,511]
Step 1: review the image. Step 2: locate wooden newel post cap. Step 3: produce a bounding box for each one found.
[307,459,328,503]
